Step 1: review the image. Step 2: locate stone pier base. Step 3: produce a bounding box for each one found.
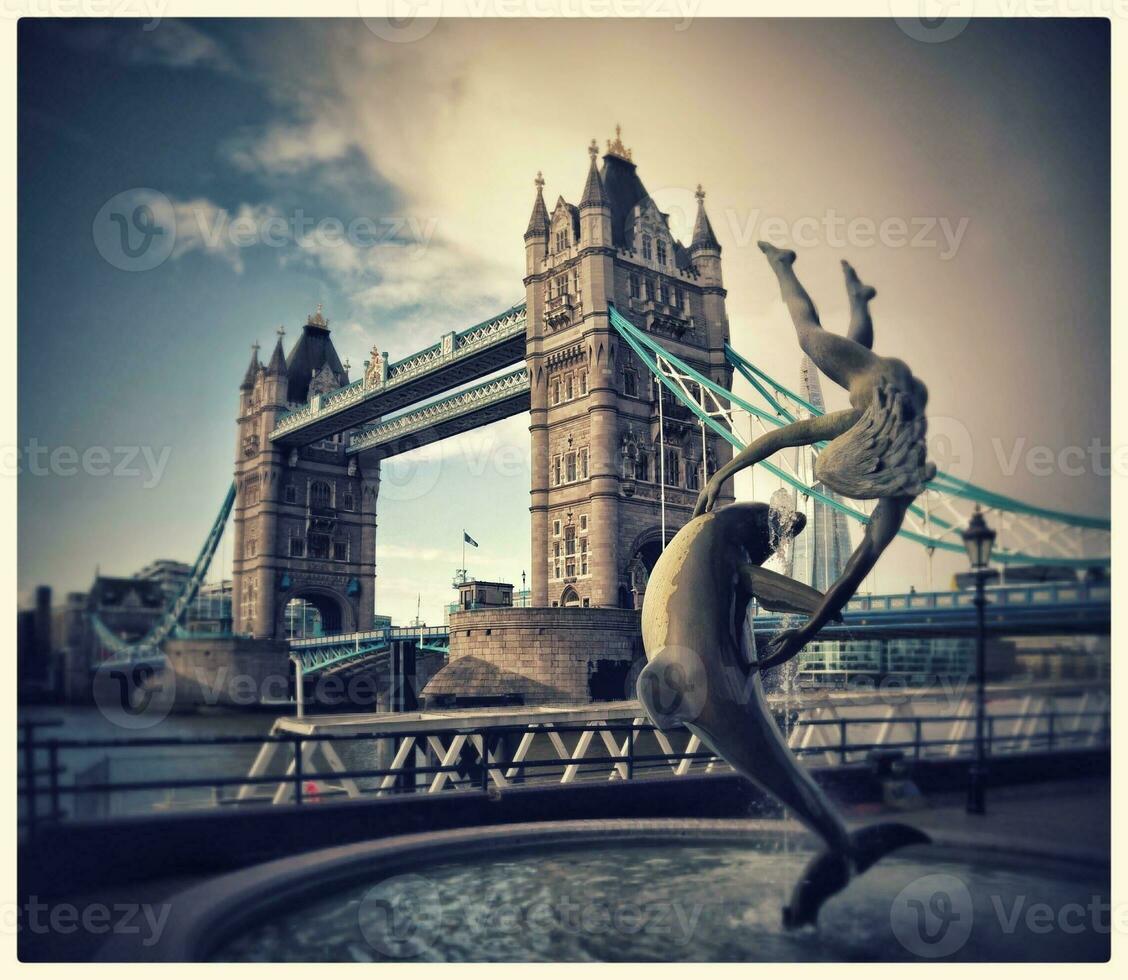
[164,636,292,708]
[421,607,643,708]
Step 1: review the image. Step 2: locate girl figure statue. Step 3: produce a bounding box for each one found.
[694,242,936,670]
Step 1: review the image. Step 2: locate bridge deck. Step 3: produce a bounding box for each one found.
[270,304,526,447]
[347,367,530,460]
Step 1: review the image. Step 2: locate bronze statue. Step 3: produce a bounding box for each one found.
[638,500,929,928]
[694,242,936,670]
[639,244,934,927]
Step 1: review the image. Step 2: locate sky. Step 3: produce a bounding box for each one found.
[16,17,1110,624]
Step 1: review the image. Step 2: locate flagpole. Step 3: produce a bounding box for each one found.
[462,529,466,583]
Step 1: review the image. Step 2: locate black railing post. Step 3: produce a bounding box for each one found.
[480,731,490,793]
[23,722,37,837]
[839,720,848,765]
[626,725,635,781]
[293,736,303,805]
[914,719,923,760]
[48,740,61,822]
[1047,710,1055,752]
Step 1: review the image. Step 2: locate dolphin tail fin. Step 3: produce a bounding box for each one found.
[782,822,930,929]
[850,821,931,874]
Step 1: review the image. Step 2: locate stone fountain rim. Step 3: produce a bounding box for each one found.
[97,816,1110,962]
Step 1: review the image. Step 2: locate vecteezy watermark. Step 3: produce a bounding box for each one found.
[92,659,177,730]
[3,0,165,25]
[3,441,171,487]
[892,872,1122,959]
[357,0,699,42]
[992,437,1125,479]
[4,896,171,947]
[893,0,1128,43]
[890,873,975,957]
[358,0,442,42]
[92,188,438,273]
[893,1,975,44]
[644,185,971,260]
[91,663,403,730]
[726,209,970,260]
[357,872,705,958]
[92,189,177,273]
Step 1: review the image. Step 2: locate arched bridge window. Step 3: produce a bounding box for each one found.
[309,480,332,510]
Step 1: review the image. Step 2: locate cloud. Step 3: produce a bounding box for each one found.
[169,198,281,274]
[123,20,236,74]
[227,116,357,177]
[64,20,236,75]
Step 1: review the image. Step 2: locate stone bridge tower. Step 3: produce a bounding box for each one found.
[524,130,735,610]
[232,308,379,638]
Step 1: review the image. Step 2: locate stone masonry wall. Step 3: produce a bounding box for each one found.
[422,607,643,706]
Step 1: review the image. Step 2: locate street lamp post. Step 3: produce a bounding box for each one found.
[962,506,996,815]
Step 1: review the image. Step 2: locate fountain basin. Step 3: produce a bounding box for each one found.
[101,818,1110,962]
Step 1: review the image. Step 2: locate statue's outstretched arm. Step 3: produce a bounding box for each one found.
[693,409,859,518]
[755,495,914,671]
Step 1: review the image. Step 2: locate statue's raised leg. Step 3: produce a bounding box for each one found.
[841,259,876,350]
[758,241,876,393]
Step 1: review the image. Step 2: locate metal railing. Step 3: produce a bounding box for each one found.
[18,696,1110,830]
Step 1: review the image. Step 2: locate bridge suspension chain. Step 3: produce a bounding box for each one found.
[92,482,237,664]
[608,305,1109,568]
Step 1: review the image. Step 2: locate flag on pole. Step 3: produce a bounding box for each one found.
[463,531,479,548]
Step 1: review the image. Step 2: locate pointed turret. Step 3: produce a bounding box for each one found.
[241,342,261,390]
[524,171,549,276]
[524,171,550,241]
[690,184,722,254]
[284,305,347,403]
[579,140,607,209]
[266,326,287,375]
[579,139,612,248]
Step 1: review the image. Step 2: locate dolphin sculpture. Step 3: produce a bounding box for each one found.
[638,501,929,928]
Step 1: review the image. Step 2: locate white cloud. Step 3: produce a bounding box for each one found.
[227,116,357,177]
[124,20,236,73]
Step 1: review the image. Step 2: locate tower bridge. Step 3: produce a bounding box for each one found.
[89,129,1111,708]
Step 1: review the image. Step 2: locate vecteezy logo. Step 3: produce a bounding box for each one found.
[893,1,974,44]
[92,658,176,730]
[357,873,444,959]
[925,414,975,487]
[358,0,442,44]
[890,873,973,958]
[631,645,709,728]
[92,189,176,272]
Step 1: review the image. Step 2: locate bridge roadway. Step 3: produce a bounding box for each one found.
[753,580,1111,640]
[96,581,1107,673]
[292,582,1111,669]
[346,367,529,461]
[270,303,526,448]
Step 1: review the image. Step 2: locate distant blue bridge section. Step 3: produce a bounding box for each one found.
[97,583,1107,674]
[290,625,450,676]
[753,581,1111,640]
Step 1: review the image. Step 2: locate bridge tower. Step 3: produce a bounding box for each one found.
[232,309,379,638]
[524,130,734,610]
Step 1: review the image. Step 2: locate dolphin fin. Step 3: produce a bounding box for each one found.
[850,821,931,874]
[738,565,825,617]
[782,822,931,928]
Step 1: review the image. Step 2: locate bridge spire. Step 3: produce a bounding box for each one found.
[266,328,287,376]
[579,139,607,210]
[524,170,549,241]
[241,341,261,390]
[606,123,632,161]
[690,183,721,254]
